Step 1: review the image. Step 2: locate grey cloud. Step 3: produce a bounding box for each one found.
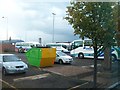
[5,0,79,43]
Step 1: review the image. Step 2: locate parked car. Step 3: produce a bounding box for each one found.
[55,51,73,64]
[18,46,26,53]
[0,54,28,75]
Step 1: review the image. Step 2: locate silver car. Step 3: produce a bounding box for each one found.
[0,54,28,75]
[55,51,73,64]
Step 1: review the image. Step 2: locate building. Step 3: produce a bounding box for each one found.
[0,39,24,53]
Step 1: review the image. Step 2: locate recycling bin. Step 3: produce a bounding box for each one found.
[26,47,56,67]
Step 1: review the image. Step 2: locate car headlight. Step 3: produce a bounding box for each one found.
[69,58,73,61]
[63,58,70,61]
[6,66,14,68]
[24,64,28,68]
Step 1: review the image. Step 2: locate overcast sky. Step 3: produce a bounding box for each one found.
[0,0,79,44]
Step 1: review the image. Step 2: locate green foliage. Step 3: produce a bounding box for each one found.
[65,2,118,56]
[113,2,120,46]
[65,2,119,86]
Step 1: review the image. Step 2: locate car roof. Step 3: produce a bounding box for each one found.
[0,54,14,56]
[56,50,66,52]
[56,51,66,54]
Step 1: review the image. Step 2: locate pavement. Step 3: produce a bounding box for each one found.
[42,65,93,77]
[40,61,120,89]
[78,61,120,89]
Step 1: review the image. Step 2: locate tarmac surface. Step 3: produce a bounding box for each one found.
[1,53,120,89]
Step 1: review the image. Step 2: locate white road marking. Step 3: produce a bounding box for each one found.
[13,73,50,82]
[43,69,66,76]
[90,64,101,68]
[81,64,101,68]
[108,81,120,88]
[68,82,89,90]
[81,66,88,68]
[0,79,18,90]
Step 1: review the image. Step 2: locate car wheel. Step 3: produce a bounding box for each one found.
[59,59,63,64]
[2,68,8,75]
[18,49,22,53]
[78,53,84,59]
[111,54,117,62]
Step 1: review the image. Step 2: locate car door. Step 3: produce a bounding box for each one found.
[56,54,60,62]
[0,55,2,70]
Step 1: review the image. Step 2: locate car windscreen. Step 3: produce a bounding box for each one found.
[3,55,21,62]
[57,51,67,56]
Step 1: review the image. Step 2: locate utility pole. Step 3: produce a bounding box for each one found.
[2,16,8,40]
[52,13,56,43]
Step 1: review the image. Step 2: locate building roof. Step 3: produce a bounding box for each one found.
[0,39,24,44]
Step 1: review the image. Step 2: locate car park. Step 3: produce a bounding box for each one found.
[55,51,73,64]
[0,54,28,75]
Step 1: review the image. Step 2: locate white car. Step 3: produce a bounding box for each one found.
[55,51,73,64]
[0,54,28,75]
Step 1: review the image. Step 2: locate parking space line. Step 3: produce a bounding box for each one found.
[81,64,101,68]
[0,79,18,90]
[13,73,50,82]
[67,82,89,90]
[108,81,120,88]
[90,64,101,68]
[43,69,66,76]
[48,70,66,76]
[81,66,88,68]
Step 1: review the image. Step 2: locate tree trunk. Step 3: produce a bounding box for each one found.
[93,41,98,88]
[102,46,111,71]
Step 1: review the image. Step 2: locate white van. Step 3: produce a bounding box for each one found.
[15,42,41,53]
[46,43,69,53]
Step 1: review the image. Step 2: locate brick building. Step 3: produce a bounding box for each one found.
[0,42,15,53]
[0,39,24,53]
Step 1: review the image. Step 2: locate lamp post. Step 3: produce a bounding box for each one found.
[2,16,8,40]
[52,13,56,43]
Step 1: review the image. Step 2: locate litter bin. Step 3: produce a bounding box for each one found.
[25,47,56,67]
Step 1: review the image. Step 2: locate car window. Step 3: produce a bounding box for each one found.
[57,51,67,56]
[56,54,59,57]
[0,56,2,62]
[3,55,21,62]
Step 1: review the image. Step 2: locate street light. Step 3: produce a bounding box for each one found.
[52,13,56,43]
[2,16,8,40]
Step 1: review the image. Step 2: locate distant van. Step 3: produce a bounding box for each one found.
[46,43,69,53]
[15,42,41,53]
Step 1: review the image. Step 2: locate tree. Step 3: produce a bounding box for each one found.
[65,1,117,88]
[115,2,120,46]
